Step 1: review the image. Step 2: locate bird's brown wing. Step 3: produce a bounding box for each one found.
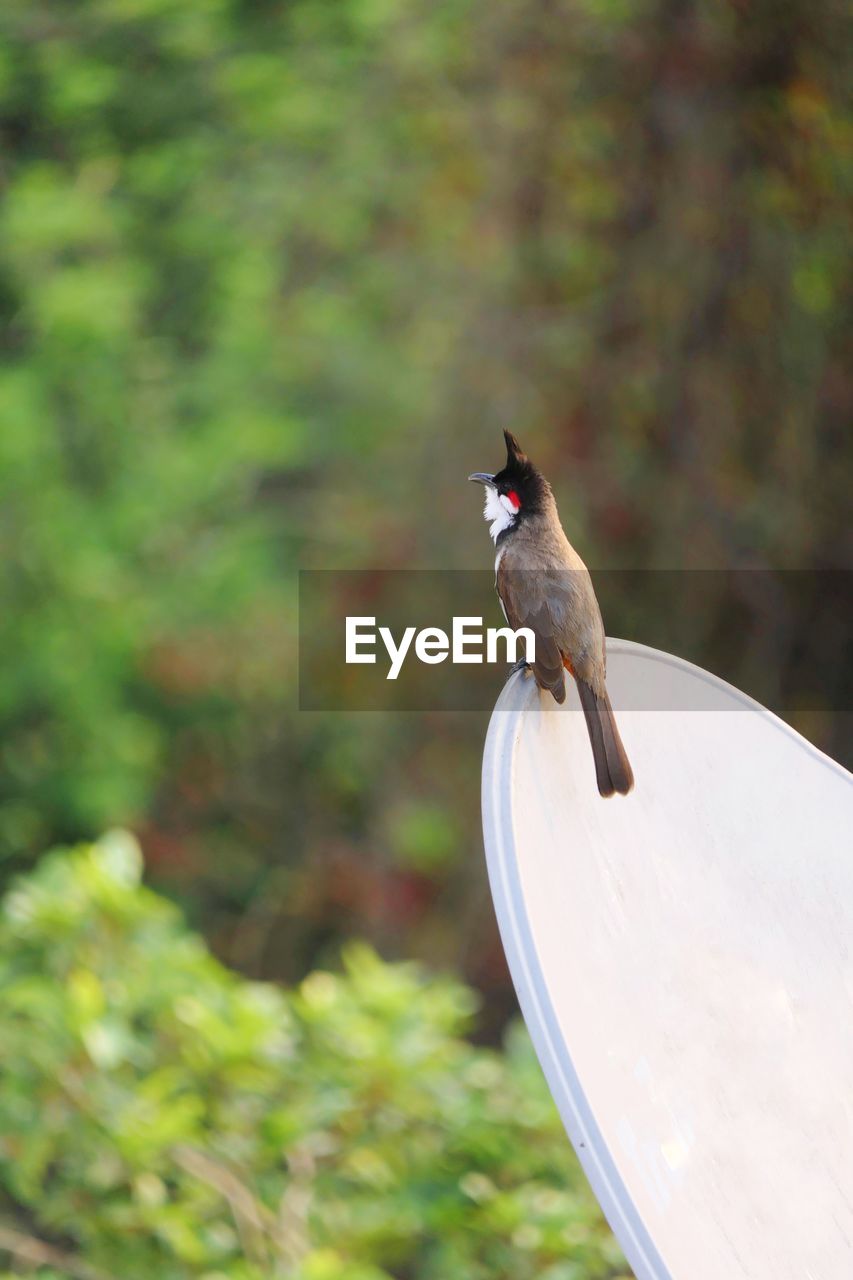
[532,566,631,794]
[535,565,607,689]
[496,561,566,703]
[498,546,632,795]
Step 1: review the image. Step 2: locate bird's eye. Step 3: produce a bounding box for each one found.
[505,490,521,510]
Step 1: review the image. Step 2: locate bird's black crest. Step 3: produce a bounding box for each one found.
[504,429,526,469]
[493,430,550,513]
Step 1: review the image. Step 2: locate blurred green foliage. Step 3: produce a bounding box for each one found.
[0,834,630,1280]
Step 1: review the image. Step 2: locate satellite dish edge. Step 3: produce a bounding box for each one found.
[481,638,853,1280]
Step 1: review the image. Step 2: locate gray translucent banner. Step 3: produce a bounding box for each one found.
[298,569,851,715]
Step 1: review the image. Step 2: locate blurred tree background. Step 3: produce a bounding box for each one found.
[0,0,848,995]
[0,0,848,1268]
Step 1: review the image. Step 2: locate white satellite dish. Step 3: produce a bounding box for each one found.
[482,640,853,1280]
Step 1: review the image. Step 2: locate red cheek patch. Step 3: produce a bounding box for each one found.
[506,490,521,510]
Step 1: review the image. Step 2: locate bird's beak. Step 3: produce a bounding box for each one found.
[468,472,497,489]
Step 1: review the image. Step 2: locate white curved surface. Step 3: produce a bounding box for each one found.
[482,640,853,1280]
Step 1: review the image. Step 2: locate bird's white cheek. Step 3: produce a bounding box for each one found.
[483,489,515,542]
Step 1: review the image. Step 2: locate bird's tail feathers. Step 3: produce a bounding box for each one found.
[576,679,634,797]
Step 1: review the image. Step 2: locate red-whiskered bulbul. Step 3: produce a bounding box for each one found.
[470,430,634,797]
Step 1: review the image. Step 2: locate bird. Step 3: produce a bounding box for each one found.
[469,430,634,797]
